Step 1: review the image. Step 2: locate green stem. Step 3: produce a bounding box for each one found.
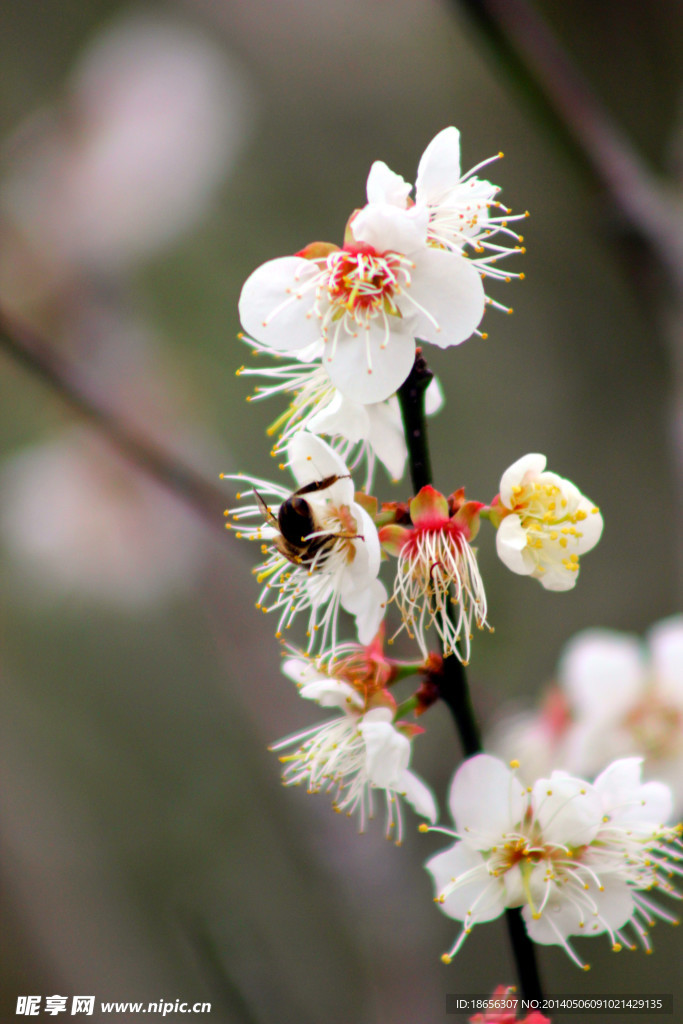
[393,695,420,720]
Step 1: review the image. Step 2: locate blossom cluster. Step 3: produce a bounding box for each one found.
[489,616,683,811]
[224,125,680,988]
[426,755,681,969]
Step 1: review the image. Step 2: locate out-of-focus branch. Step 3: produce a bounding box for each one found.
[0,310,228,531]
[454,0,683,587]
[454,0,683,288]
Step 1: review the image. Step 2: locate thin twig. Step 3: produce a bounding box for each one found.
[0,310,228,532]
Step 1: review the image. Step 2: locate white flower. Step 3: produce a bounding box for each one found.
[238,202,485,404]
[486,689,573,788]
[237,338,444,488]
[425,754,681,968]
[225,434,386,653]
[494,453,603,590]
[0,428,203,607]
[0,17,249,274]
[272,656,437,839]
[366,126,527,310]
[558,618,683,810]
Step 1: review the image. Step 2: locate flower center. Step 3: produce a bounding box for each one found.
[312,243,416,368]
[325,243,408,321]
[623,696,683,758]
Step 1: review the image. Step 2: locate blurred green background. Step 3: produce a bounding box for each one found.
[1,1,682,1022]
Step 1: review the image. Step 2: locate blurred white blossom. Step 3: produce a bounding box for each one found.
[489,616,683,814]
[0,15,252,290]
[0,428,205,607]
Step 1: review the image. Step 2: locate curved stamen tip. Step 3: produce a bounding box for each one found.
[440,954,452,965]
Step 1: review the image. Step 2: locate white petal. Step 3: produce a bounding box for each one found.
[294,339,326,362]
[359,719,410,786]
[366,161,412,207]
[448,754,526,847]
[307,390,370,444]
[360,706,393,725]
[299,678,364,710]
[406,248,485,347]
[351,201,428,254]
[626,781,674,825]
[415,127,462,203]
[286,433,350,488]
[594,758,673,824]
[648,615,683,707]
[532,775,601,847]
[346,504,381,583]
[397,768,438,822]
[499,453,546,509]
[426,843,506,923]
[281,657,326,687]
[424,375,444,416]
[593,756,643,805]
[365,399,407,480]
[537,563,579,591]
[324,330,416,404]
[524,882,634,944]
[559,630,644,721]
[341,578,387,645]
[238,256,323,352]
[575,498,603,553]
[496,515,534,576]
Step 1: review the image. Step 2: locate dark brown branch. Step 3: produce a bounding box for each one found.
[397,348,543,1003]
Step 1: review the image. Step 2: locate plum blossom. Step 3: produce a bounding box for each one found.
[486,689,573,789]
[0,17,250,280]
[237,337,444,487]
[0,428,204,607]
[224,433,385,653]
[367,126,526,310]
[238,201,485,404]
[380,485,488,662]
[559,618,683,807]
[492,453,603,590]
[488,617,683,813]
[425,754,681,968]
[272,643,437,839]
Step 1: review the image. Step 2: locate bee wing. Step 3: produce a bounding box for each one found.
[294,473,350,498]
[253,488,278,526]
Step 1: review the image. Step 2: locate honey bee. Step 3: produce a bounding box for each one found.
[255,474,361,567]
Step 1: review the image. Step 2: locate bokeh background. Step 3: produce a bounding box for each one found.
[2,2,683,1022]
